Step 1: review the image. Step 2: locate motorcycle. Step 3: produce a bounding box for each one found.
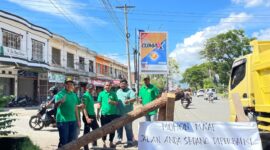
[181,92,192,109]
[29,103,56,130]
[7,96,38,107]
[175,91,192,109]
[205,92,214,103]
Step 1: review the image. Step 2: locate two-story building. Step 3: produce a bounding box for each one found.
[0,10,51,101]
[0,10,97,102]
[0,10,128,102]
[94,55,127,86]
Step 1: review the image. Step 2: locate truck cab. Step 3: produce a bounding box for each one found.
[229,40,270,131]
[229,54,254,121]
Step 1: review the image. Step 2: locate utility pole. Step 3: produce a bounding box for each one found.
[116,4,135,88]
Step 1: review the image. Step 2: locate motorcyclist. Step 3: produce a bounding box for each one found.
[46,86,58,124]
[184,88,192,103]
[175,88,185,101]
[207,89,214,103]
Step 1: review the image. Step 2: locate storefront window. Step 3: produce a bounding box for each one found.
[97,63,101,73]
[2,29,21,50]
[89,60,94,72]
[104,66,108,75]
[52,47,61,65]
[67,53,74,68]
[79,57,85,70]
[32,39,44,62]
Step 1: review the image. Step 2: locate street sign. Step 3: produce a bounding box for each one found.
[139,32,168,74]
[138,121,262,150]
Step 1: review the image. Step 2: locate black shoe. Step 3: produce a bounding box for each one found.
[124,143,133,148]
[109,142,116,148]
[115,140,122,145]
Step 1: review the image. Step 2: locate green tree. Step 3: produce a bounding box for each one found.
[181,64,208,90]
[168,58,181,79]
[200,29,254,86]
[203,78,215,89]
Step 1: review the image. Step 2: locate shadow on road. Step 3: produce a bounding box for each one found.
[2,106,39,111]
[44,128,58,132]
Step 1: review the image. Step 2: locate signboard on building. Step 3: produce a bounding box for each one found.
[48,72,65,83]
[18,70,38,78]
[139,32,168,74]
[3,46,27,59]
[138,122,262,150]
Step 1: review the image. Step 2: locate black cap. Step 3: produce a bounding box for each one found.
[143,76,150,81]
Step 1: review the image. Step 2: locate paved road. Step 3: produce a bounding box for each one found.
[7,96,229,150]
[174,96,229,122]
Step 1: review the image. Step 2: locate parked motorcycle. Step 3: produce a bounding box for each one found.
[29,104,56,130]
[7,96,38,107]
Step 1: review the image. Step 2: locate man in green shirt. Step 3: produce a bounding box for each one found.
[55,78,81,148]
[139,76,160,121]
[116,79,136,147]
[81,83,99,150]
[97,82,119,148]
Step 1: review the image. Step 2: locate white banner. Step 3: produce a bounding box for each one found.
[48,72,65,83]
[138,122,262,150]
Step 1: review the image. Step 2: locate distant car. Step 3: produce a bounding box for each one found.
[197,89,205,97]
[205,88,218,100]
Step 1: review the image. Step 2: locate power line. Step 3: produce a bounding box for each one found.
[4,1,270,18]
[98,0,126,39]
[4,2,270,18]
[48,0,106,52]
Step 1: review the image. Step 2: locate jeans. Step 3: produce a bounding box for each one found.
[82,115,99,150]
[117,122,133,143]
[145,114,157,121]
[57,121,77,148]
[100,115,119,142]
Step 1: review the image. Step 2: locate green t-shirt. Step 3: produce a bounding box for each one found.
[116,88,136,115]
[98,90,119,115]
[55,89,80,122]
[82,91,95,116]
[139,84,160,115]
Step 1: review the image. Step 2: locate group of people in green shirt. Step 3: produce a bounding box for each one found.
[54,76,160,149]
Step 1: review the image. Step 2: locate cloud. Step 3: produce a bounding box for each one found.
[252,28,270,39]
[231,0,270,7]
[7,0,106,26]
[169,12,252,71]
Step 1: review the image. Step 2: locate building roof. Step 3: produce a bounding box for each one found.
[0,10,52,36]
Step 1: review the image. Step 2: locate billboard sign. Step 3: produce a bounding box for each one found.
[140,32,168,74]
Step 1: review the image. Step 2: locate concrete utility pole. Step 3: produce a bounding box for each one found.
[116,4,135,87]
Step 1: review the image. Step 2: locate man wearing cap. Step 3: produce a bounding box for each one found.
[97,81,119,148]
[55,78,81,148]
[116,79,136,147]
[139,76,160,121]
[81,83,99,150]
